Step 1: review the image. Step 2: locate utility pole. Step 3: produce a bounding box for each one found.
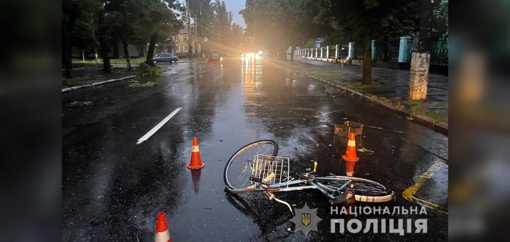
[186,0,192,59]
[195,14,198,58]
[197,0,208,59]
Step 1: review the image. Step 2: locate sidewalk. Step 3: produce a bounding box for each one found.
[267,57,448,133]
[62,65,138,89]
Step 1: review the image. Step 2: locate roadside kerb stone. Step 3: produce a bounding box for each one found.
[62,75,136,93]
[434,122,448,133]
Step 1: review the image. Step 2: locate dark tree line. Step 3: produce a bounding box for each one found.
[62,0,184,78]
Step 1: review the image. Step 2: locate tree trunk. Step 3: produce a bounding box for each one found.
[187,43,193,59]
[409,52,430,100]
[63,2,83,79]
[112,34,120,59]
[382,36,389,62]
[409,0,433,100]
[362,35,372,85]
[97,10,111,74]
[289,46,294,64]
[120,36,131,70]
[145,32,158,66]
[63,35,73,79]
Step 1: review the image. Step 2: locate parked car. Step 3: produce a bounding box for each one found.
[153,53,179,63]
[209,53,223,64]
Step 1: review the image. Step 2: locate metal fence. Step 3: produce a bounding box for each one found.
[354,44,364,59]
[350,37,448,66]
[374,39,400,62]
[299,36,448,67]
[429,38,448,66]
[403,37,448,66]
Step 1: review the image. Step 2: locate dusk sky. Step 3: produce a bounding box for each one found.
[223,0,246,28]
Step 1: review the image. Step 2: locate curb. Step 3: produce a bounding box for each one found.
[62,75,136,93]
[267,58,448,134]
[324,77,448,134]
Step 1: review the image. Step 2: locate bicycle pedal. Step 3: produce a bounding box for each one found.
[330,191,355,206]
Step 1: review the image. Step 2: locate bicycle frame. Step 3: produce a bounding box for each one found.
[225,147,394,215]
[252,173,354,215]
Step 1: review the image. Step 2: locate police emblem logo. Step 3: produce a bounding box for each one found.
[291,203,322,236]
[301,213,312,226]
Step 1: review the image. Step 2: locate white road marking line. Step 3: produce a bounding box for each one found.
[136,107,183,145]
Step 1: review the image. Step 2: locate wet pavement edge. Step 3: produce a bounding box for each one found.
[264,58,449,135]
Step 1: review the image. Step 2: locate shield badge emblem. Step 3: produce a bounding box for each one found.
[301,213,311,226]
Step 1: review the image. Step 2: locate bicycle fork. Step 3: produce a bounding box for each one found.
[263,190,295,216]
[253,173,295,215]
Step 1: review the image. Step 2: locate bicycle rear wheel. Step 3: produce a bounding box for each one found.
[224,140,278,194]
[315,176,395,203]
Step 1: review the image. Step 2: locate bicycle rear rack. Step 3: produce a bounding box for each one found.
[334,121,364,137]
[252,154,291,187]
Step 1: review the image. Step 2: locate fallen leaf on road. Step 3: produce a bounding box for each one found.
[357,147,374,154]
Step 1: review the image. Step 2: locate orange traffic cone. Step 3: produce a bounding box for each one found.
[155,212,172,242]
[187,137,205,169]
[342,133,359,176]
[209,60,213,65]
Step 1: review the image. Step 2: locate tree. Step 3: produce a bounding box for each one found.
[186,0,215,57]
[104,0,143,70]
[136,0,183,66]
[433,0,448,38]
[185,0,246,57]
[212,0,232,43]
[241,0,327,61]
[377,1,419,61]
[62,0,101,78]
[408,0,437,100]
[96,1,112,73]
[315,0,412,85]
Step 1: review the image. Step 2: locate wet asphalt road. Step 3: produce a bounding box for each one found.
[62,59,448,241]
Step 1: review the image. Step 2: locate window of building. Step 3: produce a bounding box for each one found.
[176,46,180,52]
[183,46,188,52]
[183,36,188,42]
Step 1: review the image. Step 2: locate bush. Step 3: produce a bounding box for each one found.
[129,81,156,88]
[137,63,162,78]
[175,52,188,58]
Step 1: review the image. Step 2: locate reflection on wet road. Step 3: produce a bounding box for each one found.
[62,59,448,241]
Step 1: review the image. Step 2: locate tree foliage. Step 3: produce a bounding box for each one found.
[433,0,448,38]
[62,0,102,78]
[241,0,327,58]
[62,0,184,75]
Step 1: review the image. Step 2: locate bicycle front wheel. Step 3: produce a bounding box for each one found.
[224,140,278,194]
[316,176,395,203]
